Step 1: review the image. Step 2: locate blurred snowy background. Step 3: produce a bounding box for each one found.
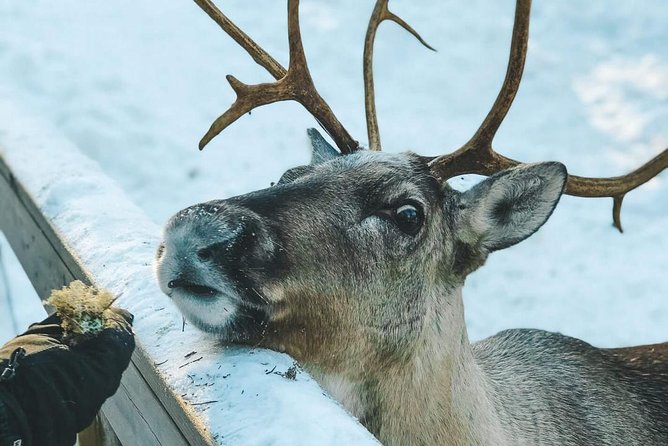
[0,0,666,346]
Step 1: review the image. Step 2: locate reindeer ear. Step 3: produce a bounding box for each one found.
[307,128,340,164]
[457,162,567,252]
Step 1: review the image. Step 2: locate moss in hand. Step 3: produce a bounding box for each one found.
[44,280,117,343]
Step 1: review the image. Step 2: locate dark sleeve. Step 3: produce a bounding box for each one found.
[0,387,31,446]
[0,309,135,446]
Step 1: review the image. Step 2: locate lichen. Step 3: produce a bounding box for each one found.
[44,280,116,341]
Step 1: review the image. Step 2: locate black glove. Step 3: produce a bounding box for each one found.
[0,308,135,446]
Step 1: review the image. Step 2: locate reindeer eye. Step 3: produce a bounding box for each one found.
[393,203,423,235]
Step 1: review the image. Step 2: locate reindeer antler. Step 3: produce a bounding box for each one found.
[194,0,359,154]
[426,0,668,232]
[195,0,666,231]
[363,0,435,151]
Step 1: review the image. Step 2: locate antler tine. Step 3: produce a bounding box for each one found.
[364,0,435,151]
[566,149,667,232]
[428,0,668,232]
[427,0,668,232]
[428,0,532,180]
[467,0,531,150]
[193,0,286,80]
[194,0,359,154]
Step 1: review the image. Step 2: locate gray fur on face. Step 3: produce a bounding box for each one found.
[157,149,450,359]
[155,136,667,446]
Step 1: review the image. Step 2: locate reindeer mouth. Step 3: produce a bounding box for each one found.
[163,275,269,341]
[167,279,220,298]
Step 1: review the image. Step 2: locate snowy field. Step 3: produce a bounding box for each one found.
[0,0,666,440]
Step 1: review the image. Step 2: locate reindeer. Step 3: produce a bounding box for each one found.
[156,0,668,444]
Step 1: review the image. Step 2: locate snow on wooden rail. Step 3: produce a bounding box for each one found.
[0,102,379,446]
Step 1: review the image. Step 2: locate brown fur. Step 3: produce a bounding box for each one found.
[606,342,668,370]
[156,150,667,445]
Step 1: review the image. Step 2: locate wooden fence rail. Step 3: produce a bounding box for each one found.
[0,103,379,446]
[0,155,207,446]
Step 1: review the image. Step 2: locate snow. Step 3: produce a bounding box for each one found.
[0,0,666,443]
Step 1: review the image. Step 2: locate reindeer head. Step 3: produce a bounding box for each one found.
[156,0,665,375]
[156,128,566,372]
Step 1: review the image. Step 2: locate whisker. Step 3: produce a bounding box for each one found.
[251,287,270,305]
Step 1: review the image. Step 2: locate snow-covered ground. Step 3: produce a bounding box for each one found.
[0,0,666,441]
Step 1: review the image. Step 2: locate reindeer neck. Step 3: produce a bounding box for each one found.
[318,287,506,446]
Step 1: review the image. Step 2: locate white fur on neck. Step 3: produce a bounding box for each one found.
[319,374,367,420]
[317,287,508,446]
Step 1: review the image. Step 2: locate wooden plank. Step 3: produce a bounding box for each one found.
[0,158,115,446]
[102,360,188,446]
[78,414,122,446]
[0,157,86,299]
[0,155,212,446]
[128,347,213,445]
